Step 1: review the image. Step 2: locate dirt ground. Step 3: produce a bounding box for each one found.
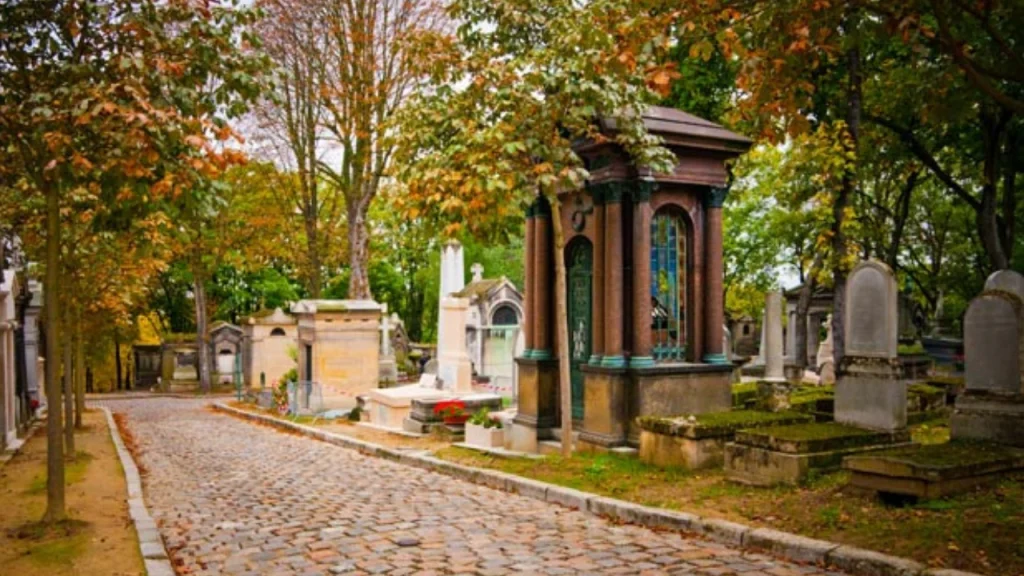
[0,409,143,575]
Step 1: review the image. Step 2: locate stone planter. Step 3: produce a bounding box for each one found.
[465,423,505,448]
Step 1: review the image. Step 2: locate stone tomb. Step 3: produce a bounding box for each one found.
[403,393,504,435]
[726,261,912,485]
[512,105,751,453]
[242,308,297,389]
[364,374,448,431]
[210,322,243,385]
[292,300,382,410]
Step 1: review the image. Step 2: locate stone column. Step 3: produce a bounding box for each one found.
[523,203,536,357]
[702,186,729,364]
[764,290,786,382]
[630,181,655,368]
[533,198,552,360]
[601,183,625,368]
[589,188,606,365]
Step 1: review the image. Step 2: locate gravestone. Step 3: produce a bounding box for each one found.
[835,260,906,432]
[845,261,898,359]
[763,291,785,382]
[952,290,1024,447]
[985,269,1024,302]
[437,297,473,393]
[378,304,399,385]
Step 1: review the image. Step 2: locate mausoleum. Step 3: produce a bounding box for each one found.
[210,321,243,385]
[292,299,382,405]
[242,308,297,388]
[454,263,525,396]
[512,106,752,452]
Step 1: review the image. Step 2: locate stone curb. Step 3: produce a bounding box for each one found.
[100,407,175,576]
[212,403,984,576]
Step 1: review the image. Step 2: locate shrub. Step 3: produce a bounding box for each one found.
[468,408,502,429]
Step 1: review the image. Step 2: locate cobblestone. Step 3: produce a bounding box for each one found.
[102,399,848,576]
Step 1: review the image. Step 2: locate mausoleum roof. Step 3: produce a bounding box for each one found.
[290,299,382,314]
[599,106,752,152]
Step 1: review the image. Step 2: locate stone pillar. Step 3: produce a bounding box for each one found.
[589,189,605,365]
[702,187,728,364]
[523,204,536,356]
[438,297,474,393]
[630,181,655,368]
[764,291,786,382]
[533,198,552,360]
[601,184,625,368]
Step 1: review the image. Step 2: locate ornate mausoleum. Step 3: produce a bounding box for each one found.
[512,106,751,452]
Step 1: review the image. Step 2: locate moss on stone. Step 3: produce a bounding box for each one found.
[747,422,873,442]
[731,383,758,407]
[636,410,813,438]
[868,441,1024,469]
[898,342,927,356]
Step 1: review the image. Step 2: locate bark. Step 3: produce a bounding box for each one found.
[887,171,918,270]
[43,181,65,523]
[86,366,93,394]
[548,196,573,457]
[74,319,84,429]
[62,322,74,456]
[1001,132,1018,264]
[978,108,1010,270]
[194,278,211,393]
[347,199,372,299]
[833,34,863,368]
[794,253,825,369]
[114,329,122,391]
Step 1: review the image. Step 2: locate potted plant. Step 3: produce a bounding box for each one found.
[465,408,504,448]
[434,400,468,425]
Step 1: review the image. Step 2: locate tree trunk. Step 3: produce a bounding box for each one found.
[347,200,372,300]
[62,321,74,457]
[1002,132,1018,264]
[548,196,573,457]
[114,329,122,391]
[887,171,918,270]
[194,278,211,393]
[833,36,862,368]
[794,253,825,369]
[74,319,84,429]
[42,182,66,523]
[86,366,93,394]
[979,108,1010,270]
[304,213,322,298]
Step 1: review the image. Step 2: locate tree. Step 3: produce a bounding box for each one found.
[0,0,267,521]
[395,0,680,455]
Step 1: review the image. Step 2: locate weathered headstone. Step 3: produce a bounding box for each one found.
[984,269,1024,302]
[836,260,906,431]
[763,291,785,382]
[964,293,1022,394]
[952,289,1024,447]
[845,261,898,359]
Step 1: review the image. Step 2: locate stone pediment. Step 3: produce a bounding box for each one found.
[245,307,296,326]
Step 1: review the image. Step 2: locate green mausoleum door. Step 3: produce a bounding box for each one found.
[568,241,592,421]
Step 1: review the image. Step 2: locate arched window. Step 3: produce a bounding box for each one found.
[651,209,689,361]
[743,324,750,336]
[270,327,287,337]
[219,348,233,355]
[491,305,518,326]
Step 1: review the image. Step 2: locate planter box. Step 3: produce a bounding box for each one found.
[465,423,505,448]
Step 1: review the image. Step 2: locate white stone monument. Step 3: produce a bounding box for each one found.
[763,291,785,382]
[816,314,835,385]
[437,240,465,350]
[378,303,399,384]
[437,297,473,393]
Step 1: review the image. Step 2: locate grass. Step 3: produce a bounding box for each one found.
[637,410,813,436]
[436,439,1023,575]
[25,451,93,495]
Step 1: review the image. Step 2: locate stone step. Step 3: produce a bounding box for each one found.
[548,427,580,443]
[538,440,573,456]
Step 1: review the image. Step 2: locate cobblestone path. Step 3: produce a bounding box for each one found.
[104,399,846,576]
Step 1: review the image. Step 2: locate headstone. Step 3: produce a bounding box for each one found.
[836,261,905,431]
[951,289,1024,447]
[763,291,785,382]
[379,304,398,384]
[417,373,440,390]
[963,292,1022,394]
[984,270,1024,302]
[423,358,438,375]
[845,260,898,359]
[471,263,484,282]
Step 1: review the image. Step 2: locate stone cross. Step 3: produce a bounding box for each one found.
[471,263,484,282]
[380,303,391,356]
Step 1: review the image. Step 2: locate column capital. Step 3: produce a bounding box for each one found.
[632,179,657,203]
[586,180,627,204]
[704,186,729,209]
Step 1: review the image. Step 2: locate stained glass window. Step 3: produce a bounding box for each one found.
[651,211,687,361]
